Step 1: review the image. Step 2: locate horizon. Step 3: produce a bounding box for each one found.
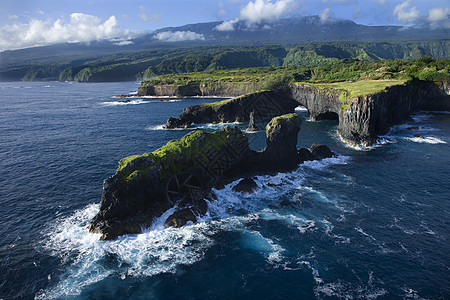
[1,0,449,52]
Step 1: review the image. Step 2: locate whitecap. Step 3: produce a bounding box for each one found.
[100,99,149,106]
[302,155,351,171]
[404,136,447,144]
[145,125,166,131]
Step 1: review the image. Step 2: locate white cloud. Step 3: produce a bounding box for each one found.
[215,0,296,31]
[215,18,239,31]
[321,0,356,4]
[154,31,205,42]
[0,13,130,51]
[114,40,134,46]
[353,7,361,19]
[240,0,295,25]
[427,7,450,29]
[319,8,332,22]
[393,0,420,24]
[139,6,161,22]
[217,1,227,18]
[376,0,387,5]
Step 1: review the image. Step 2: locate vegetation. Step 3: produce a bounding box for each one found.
[117,129,235,181]
[142,57,450,88]
[1,41,449,82]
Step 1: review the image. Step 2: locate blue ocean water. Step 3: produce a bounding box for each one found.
[0,81,449,299]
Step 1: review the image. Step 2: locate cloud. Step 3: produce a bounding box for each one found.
[321,0,356,4]
[217,1,227,18]
[376,0,387,4]
[240,0,295,24]
[393,0,420,24]
[139,6,161,22]
[353,7,361,19]
[319,8,332,22]
[427,7,450,29]
[154,31,205,42]
[215,0,296,31]
[0,13,130,51]
[215,18,240,31]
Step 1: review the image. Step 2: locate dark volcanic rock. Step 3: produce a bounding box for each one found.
[258,113,302,170]
[298,148,317,162]
[164,89,299,129]
[89,126,252,240]
[232,178,258,194]
[90,113,321,239]
[309,143,335,159]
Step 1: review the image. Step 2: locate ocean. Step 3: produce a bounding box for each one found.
[0,81,449,299]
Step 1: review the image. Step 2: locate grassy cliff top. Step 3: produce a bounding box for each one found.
[117,128,241,181]
[141,57,449,89]
[307,79,408,97]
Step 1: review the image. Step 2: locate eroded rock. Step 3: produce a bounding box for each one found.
[90,113,335,239]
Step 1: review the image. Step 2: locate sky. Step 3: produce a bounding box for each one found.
[0,0,449,51]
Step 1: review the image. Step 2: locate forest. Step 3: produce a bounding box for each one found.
[0,40,449,82]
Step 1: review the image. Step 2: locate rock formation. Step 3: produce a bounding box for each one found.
[247,111,258,132]
[89,113,334,239]
[162,81,450,147]
[138,82,257,97]
[163,88,299,129]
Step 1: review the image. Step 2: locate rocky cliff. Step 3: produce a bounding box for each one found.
[89,113,333,240]
[336,81,450,146]
[164,88,299,128]
[138,83,257,97]
[163,81,450,147]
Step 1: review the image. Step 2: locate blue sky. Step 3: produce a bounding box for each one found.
[0,0,449,51]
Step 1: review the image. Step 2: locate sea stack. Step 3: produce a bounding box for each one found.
[247,111,258,132]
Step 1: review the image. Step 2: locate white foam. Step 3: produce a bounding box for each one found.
[404,136,447,144]
[338,135,392,151]
[145,125,166,131]
[42,204,215,299]
[196,122,243,130]
[302,155,351,171]
[41,153,352,297]
[100,99,149,106]
[322,219,351,244]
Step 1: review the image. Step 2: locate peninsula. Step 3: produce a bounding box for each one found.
[141,58,450,147]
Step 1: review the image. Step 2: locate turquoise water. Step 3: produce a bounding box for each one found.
[0,82,449,299]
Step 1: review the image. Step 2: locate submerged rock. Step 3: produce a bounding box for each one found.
[232,178,258,194]
[309,142,335,159]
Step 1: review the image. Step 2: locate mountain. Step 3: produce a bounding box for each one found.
[0,16,448,82]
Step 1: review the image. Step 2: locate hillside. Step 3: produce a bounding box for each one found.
[1,41,449,82]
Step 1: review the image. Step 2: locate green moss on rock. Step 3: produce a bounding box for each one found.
[266,113,300,132]
[117,129,236,181]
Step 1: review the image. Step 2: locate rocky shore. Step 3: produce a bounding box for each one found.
[89,113,334,240]
[159,80,450,147]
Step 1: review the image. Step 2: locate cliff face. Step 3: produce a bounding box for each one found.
[164,88,299,129]
[162,81,449,147]
[338,81,450,146]
[138,83,257,97]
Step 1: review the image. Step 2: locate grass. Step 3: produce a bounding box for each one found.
[117,129,238,181]
[309,79,408,97]
[266,113,300,132]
